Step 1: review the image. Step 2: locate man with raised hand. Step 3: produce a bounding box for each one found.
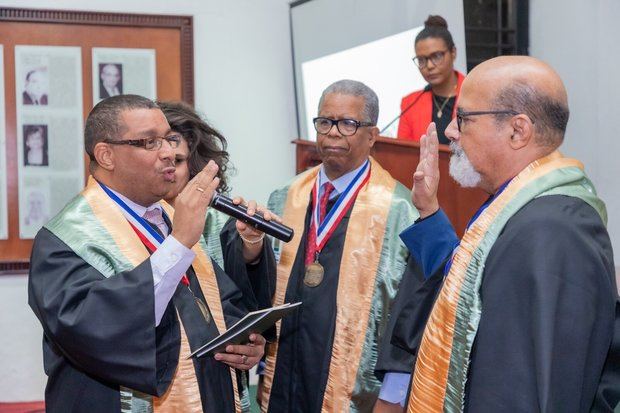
[393,56,619,412]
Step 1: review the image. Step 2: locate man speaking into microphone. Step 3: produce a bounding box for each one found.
[259,79,420,412]
[28,95,266,413]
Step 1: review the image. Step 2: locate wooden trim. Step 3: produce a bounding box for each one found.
[0,261,30,275]
[0,7,188,28]
[179,17,195,105]
[292,137,453,152]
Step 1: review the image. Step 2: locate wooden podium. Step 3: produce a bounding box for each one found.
[292,137,487,236]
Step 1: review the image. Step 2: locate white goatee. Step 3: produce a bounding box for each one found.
[449,141,482,188]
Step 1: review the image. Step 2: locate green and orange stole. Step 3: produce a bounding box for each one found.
[261,157,419,412]
[406,152,607,413]
[45,177,241,413]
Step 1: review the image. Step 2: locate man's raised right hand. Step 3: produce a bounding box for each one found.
[412,122,441,219]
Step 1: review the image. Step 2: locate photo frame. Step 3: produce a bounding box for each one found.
[0,7,194,273]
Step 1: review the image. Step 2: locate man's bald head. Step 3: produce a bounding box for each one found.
[465,56,569,148]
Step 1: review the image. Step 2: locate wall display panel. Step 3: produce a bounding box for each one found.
[0,7,193,271]
[15,45,84,238]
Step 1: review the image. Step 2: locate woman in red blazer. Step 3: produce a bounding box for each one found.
[397,15,465,144]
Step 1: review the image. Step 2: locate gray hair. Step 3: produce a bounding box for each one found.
[318,79,379,125]
[492,81,569,147]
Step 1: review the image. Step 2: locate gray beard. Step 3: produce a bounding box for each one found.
[449,141,482,188]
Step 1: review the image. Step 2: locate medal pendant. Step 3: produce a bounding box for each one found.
[195,297,211,323]
[437,110,443,118]
[304,261,324,287]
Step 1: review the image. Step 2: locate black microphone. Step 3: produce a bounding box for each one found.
[210,193,294,242]
[379,84,432,135]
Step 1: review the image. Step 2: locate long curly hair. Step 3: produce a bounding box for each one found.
[159,100,232,194]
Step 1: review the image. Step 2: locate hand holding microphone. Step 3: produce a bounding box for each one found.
[231,197,280,243]
[210,193,294,243]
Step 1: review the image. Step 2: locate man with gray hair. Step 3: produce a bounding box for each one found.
[392,56,618,412]
[259,79,420,412]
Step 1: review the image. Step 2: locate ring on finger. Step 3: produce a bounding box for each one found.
[241,355,248,364]
[196,187,205,193]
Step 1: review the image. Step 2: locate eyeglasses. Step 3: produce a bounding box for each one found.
[104,133,182,150]
[456,110,519,132]
[313,117,374,137]
[412,49,450,69]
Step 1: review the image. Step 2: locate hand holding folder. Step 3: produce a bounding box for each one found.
[190,302,302,359]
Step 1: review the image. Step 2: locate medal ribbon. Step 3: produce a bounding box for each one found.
[98,181,190,286]
[306,160,371,262]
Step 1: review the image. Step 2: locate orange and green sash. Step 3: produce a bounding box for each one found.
[406,152,607,413]
[261,157,419,412]
[45,177,241,413]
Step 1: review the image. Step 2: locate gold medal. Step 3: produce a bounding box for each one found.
[304,261,324,287]
[195,296,211,324]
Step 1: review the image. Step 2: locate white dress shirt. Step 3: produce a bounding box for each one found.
[109,189,195,326]
[317,159,368,200]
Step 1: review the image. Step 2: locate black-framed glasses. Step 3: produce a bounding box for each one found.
[412,49,450,69]
[104,133,182,150]
[313,117,374,137]
[456,110,519,132]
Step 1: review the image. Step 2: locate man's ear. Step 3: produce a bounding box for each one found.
[508,114,534,150]
[368,126,379,148]
[93,142,115,171]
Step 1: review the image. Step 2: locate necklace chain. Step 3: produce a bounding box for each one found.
[432,82,458,118]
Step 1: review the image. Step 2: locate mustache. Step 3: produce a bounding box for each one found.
[448,140,482,188]
[449,141,463,155]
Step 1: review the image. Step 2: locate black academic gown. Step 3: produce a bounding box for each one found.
[374,257,430,380]
[392,196,620,412]
[267,197,347,412]
[218,218,276,313]
[28,226,273,413]
[216,218,277,397]
[267,196,416,412]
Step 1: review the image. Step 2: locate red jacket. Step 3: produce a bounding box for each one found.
[396,71,465,141]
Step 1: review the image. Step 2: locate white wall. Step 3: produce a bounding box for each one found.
[0,0,296,401]
[530,0,620,265]
[0,276,46,401]
[1,0,297,203]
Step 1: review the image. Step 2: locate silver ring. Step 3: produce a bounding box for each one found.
[196,187,205,193]
[241,355,248,364]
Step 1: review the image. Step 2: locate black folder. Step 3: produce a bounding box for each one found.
[189,302,302,358]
